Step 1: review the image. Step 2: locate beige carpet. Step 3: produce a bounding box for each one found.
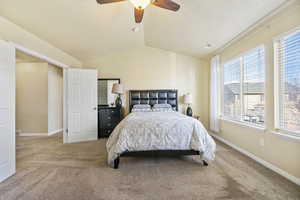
[0,134,299,200]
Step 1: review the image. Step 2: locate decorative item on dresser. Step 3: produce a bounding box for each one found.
[98,106,122,138]
[112,83,124,108]
[184,93,193,117]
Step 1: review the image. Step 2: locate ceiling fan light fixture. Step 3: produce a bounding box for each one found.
[129,0,151,9]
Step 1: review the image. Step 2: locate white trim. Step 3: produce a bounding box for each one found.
[263,45,269,128]
[272,131,300,143]
[63,69,68,144]
[67,133,98,144]
[210,132,300,186]
[273,24,300,42]
[17,129,63,136]
[214,0,299,54]
[48,129,63,136]
[273,26,300,133]
[11,42,70,69]
[221,118,266,132]
[274,40,281,130]
[0,41,16,182]
[240,56,244,122]
[223,45,265,69]
[274,128,300,137]
[17,133,48,137]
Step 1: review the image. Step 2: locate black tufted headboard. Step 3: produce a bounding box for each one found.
[129,90,178,112]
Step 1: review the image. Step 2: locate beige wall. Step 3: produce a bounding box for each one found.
[210,3,300,179]
[16,62,48,134]
[48,64,63,134]
[0,16,82,67]
[84,46,210,128]
[16,62,63,135]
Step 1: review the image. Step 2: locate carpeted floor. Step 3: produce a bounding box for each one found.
[0,134,299,200]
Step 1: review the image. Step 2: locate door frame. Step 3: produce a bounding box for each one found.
[11,42,71,144]
[0,41,16,182]
[0,41,74,183]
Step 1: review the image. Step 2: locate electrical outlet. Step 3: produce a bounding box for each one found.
[259,138,265,147]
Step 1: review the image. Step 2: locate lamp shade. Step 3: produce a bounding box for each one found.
[112,83,124,94]
[183,93,192,104]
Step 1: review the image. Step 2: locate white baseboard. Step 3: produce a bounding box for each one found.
[17,133,48,137]
[66,133,97,144]
[48,129,63,136]
[210,132,300,186]
[17,129,63,137]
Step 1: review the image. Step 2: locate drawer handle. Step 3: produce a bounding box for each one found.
[107,117,111,120]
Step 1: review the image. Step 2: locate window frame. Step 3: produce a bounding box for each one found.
[221,45,266,128]
[274,26,300,137]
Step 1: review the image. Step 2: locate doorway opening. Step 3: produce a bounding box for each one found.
[14,49,65,173]
[16,50,64,139]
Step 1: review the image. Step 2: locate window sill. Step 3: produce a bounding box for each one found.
[272,131,300,143]
[220,118,266,132]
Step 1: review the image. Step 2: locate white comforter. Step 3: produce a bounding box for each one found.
[106,111,216,166]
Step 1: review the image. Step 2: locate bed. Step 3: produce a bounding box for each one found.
[106,90,216,169]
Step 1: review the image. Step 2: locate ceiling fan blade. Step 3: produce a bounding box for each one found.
[96,0,126,4]
[134,8,144,23]
[151,0,180,12]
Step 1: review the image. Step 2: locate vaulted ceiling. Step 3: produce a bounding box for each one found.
[0,0,288,63]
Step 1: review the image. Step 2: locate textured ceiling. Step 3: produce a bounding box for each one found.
[0,0,288,63]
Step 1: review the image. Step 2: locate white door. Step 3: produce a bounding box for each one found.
[0,41,16,182]
[65,69,98,143]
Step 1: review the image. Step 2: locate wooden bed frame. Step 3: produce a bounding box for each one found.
[113,89,208,169]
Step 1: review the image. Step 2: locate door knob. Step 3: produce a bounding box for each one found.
[93,107,97,110]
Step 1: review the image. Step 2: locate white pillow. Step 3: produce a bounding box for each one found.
[132,108,152,112]
[133,104,151,109]
[153,104,172,109]
[152,107,173,112]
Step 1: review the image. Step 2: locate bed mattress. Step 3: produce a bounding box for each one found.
[106,111,216,166]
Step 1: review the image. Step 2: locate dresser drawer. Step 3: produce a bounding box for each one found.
[98,107,122,138]
[100,129,113,137]
[100,113,120,123]
[99,109,120,117]
[100,120,119,129]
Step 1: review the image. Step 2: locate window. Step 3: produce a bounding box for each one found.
[223,46,265,126]
[223,59,241,120]
[275,28,300,135]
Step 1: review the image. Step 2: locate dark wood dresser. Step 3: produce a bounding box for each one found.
[98,106,122,138]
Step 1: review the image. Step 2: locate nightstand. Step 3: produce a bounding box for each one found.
[98,106,122,138]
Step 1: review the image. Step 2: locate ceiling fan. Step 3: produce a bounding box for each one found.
[96,0,180,23]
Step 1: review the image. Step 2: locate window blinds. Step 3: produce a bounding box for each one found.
[223,59,241,120]
[276,30,300,134]
[243,47,265,125]
[223,46,265,126]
